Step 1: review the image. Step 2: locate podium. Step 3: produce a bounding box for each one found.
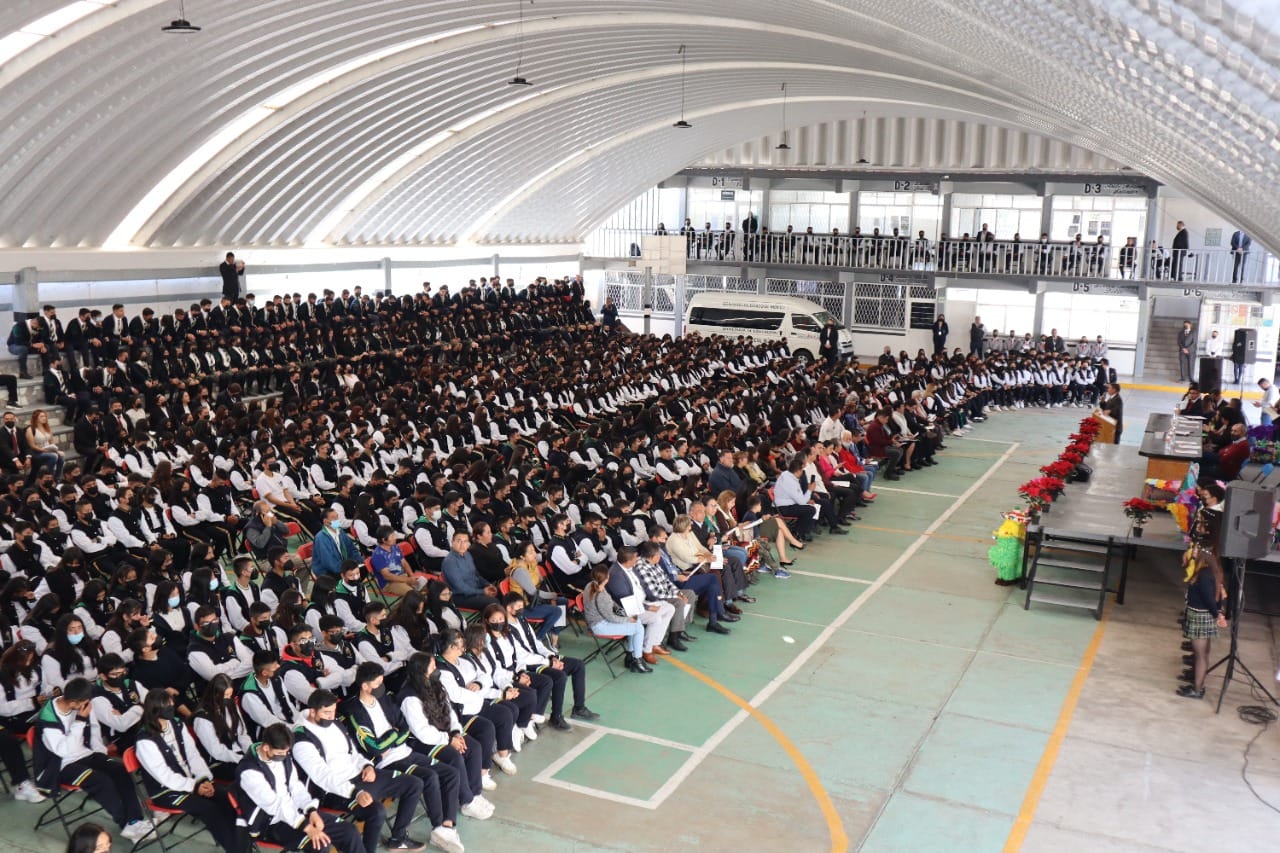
[1090,413,1116,445]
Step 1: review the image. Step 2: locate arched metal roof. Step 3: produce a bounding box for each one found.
[0,0,1276,250]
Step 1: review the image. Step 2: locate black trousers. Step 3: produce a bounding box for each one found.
[322,767,423,852]
[431,738,483,803]
[0,717,30,785]
[150,787,243,853]
[533,659,586,717]
[467,700,518,752]
[59,753,145,829]
[775,503,817,537]
[384,751,458,827]
[263,811,364,853]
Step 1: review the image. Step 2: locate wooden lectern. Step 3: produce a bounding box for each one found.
[1090,412,1117,445]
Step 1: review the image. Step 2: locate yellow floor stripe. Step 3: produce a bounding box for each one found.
[1125,380,1262,399]
[1003,598,1113,851]
[667,656,850,853]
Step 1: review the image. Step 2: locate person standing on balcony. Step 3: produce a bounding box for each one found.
[1230,230,1251,283]
[1170,221,1189,281]
[680,218,695,258]
[741,212,759,261]
[1177,320,1196,382]
[1118,237,1137,279]
[931,315,949,356]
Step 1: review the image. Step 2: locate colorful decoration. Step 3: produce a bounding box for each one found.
[1250,439,1279,465]
[989,510,1029,585]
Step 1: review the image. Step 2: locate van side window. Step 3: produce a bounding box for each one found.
[688,307,784,331]
[790,314,821,333]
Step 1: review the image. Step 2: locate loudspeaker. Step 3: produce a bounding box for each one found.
[1232,328,1257,365]
[1220,482,1275,560]
[1198,357,1223,394]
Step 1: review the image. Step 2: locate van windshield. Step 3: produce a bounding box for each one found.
[811,310,843,330]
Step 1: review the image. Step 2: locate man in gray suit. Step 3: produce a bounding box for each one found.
[1177,320,1196,382]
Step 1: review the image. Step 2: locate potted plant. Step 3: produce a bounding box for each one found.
[1123,497,1157,538]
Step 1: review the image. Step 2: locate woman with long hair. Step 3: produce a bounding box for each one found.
[425,579,466,635]
[434,628,518,776]
[42,612,99,692]
[191,673,252,781]
[1178,483,1230,700]
[504,541,566,645]
[134,690,244,853]
[149,580,192,653]
[18,591,62,653]
[399,652,496,818]
[0,640,46,800]
[26,408,64,478]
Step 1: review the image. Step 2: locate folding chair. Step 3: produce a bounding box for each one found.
[121,746,211,853]
[574,595,628,678]
[363,558,394,606]
[28,728,109,840]
[499,579,545,629]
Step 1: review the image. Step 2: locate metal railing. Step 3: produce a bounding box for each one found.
[587,228,1279,286]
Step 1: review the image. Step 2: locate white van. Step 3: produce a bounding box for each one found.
[684,292,855,362]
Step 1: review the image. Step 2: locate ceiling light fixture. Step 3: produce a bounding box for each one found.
[775,83,791,150]
[161,0,201,33]
[673,44,691,128]
[508,0,531,85]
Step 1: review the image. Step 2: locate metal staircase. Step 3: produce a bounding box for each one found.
[1022,527,1122,620]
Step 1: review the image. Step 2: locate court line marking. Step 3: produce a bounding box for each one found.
[649,441,1021,810]
[531,728,670,809]
[955,435,1019,444]
[785,570,875,585]
[855,523,991,544]
[667,655,850,853]
[568,722,699,752]
[1003,598,1113,851]
[872,486,963,499]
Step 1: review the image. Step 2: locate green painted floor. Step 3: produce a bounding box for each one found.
[0,408,1132,852]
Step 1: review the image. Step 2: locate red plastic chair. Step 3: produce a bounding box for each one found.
[28,727,109,839]
[122,746,210,853]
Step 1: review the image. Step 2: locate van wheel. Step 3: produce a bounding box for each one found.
[793,349,813,364]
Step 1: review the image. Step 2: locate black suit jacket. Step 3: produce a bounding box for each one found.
[0,425,28,469]
[1172,229,1189,251]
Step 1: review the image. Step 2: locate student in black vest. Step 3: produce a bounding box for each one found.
[187,605,251,690]
[233,722,365,853]
[90,653,145,751]
[239,650,302,739]
[126,626,196,718]
[501,592,595,729]
[354,602,408,694]
[234,602,284,667]
[0,641,45,801]
[343,662,464,853]
[191,674,252,782]
[31,677,153,840]
[134,690,244,853]
[293,689,428,853]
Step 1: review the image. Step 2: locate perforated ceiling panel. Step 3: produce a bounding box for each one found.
[0,0,1275,249]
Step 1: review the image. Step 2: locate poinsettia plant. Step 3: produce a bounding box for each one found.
[1078,418,1101,436]
[1123,497,1157,527]
[1041,460,1074,478]
[1060,450,1084,466]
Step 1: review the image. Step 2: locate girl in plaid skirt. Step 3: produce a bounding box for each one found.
[1178,485,1228,699]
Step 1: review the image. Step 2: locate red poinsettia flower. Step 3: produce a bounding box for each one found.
[1060,450,1084,465]
[1041,461,1074,478]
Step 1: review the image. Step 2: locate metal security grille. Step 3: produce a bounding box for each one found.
[853,282,907,331]
[765,278,845,318]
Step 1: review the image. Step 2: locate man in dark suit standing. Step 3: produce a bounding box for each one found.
[969,316,986,357]
[931,315,949,355]
[818,317,841,367]
[1097,382,1124,444]
[1170,221,1189,281]
[1177,320,1196,382]
[219,252,244,302]
[1230,230,1251,283]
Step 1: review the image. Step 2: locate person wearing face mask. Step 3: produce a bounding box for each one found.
[134,690,245,853]
[232,723,366,853]
[239,650,303,740]
[315,613,361,688]
[42,612,100,692]
[313,508,360,579]
[331,560,370,634]
[188,606,252,688]
[127,626,196,718]
[293,689,428,853]
[191,674,252,782]
[90,652,146,751]
[342,662,464,853]
[410,497,451,573]
[32,677,154,840]
[234,602,285,668]
[149,580,194,654]
[98,597,147,663]
[223,556,266,632]
[280,623,351,706]
[355,602,413,693]
[261,547,303,614]
[0,640,47,802]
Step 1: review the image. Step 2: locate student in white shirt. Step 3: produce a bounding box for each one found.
[134,690,243,853]
[191,674,252,782]
[0,641,46,802]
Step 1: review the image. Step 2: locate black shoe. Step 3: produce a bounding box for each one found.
[831,526,852,535]
[719,611,741,622]
[780,559,796,567]
[1181,641,1192,652]
[706,621,732,635]
[386,836,426,852]
[679,630,698,642]
[666,634,688,651]
[1182,654,1194,665]
[1175,684,1204,699]
[725,603,743,615]
[571,706,600,721]
[626,655,652,674]
[549,715,573,731]
[1178,669,1194,683]
[736,594,757,604]
[885,473,901,481]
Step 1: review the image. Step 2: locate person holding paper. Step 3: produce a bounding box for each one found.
[605,548,675,666]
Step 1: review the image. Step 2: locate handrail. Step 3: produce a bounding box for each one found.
[586,228,1278,287]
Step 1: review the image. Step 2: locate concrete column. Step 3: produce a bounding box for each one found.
[673,275,686,337]
[1144,194,1160,252]
[1134,284,1151,378]
[848,183,860,235]
[13,267,38,320]
[1039,191,1053,240]
[939,187,953,240]
[841,273,854,327]
[748,267,768,294]
[381,257,392,294]
[492,254,501,279]
[1031,283,1046,338]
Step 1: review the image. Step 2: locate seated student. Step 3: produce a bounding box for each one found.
[342,662,465,853]
[134,690,244,853]
[504,540,567,645]
[148,580,193,654]
[0,641,47,802]
[353,602,412,691]
[90,653,146,750]
[582,564,652,674]
[127,627,196,718]
[314,614,361,692]
[188,606,252,690]
[233,602,285,667]
[238,649,302,739]
[370,526,429,596]
[98,598,147,664]
[293,689,428,853]
[399,652,497,816]
[191,674,253,782]
[260,547,304,614]
[280,622,352,706]
[502,592,596,728]
[332,560,370,634]
[434,628,519,776]
[232,723,365,853]
[31,677,154,841]
[425,580,468,635]
[42,612,100,693]
[222,557,266,632]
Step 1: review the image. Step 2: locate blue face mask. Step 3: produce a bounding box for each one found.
[209,578,220,590]
[167,595,180,608]
[329,519,342,530]
[66,632,84,646]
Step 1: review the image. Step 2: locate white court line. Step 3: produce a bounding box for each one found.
[645,440,1022,808]
[746,612,827,629]
[872,486,962,499]
[955,435,1017,444]
[531,729,658,809]
[570,721,699,752]
[785,569,874,585]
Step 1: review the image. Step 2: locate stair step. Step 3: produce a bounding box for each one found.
[1040,542,1110,556]
[1036,558,1107,573]
[1029,588,1103,615]
[1033,575,1105,591]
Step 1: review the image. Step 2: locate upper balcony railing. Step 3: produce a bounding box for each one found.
[585,228,1279,288]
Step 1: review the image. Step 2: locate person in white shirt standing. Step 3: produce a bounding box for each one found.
[1205,329,1224,359]
[1254,378,1279,426]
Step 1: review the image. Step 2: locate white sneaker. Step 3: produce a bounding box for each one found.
[510,727,523,752]
[13,780,45,803]
[429,825,465,853]
[460,797,494,820]
[492,752,518,776]
[121,820,154,841]
[480,774,497,791]
[530,714,546,725]
[470,794,495,816]
[523,722,538,742]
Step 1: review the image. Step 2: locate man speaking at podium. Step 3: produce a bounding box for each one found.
[1095,382,1124,444]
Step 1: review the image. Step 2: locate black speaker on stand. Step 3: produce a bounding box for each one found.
[1230,328,1257,389]
[1197,357,1222,394]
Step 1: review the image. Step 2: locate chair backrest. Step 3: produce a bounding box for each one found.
[285,521,302,538]
[498,578,511,596]
[297,542,314,560]
[122,745,140,774]
[25,727,33,748]
[398,541,415,556]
